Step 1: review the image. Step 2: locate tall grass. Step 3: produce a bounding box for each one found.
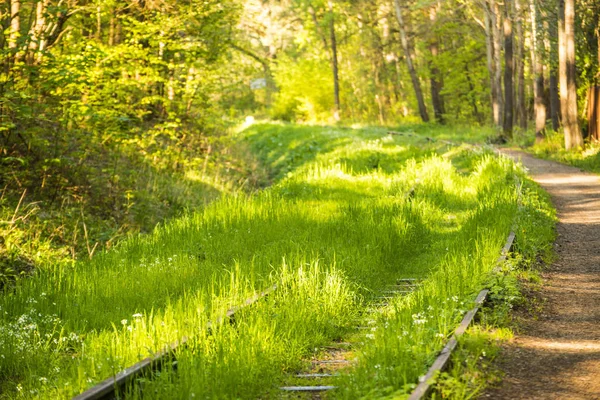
[0,123,553,399]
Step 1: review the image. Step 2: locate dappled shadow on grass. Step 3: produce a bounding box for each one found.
[20,176,496,333]
[0,123,522,399]
[242,124,354,182]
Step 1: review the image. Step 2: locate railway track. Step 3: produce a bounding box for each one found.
[279,278,421,396]
[72,141,518,400]
[73,284,278,400]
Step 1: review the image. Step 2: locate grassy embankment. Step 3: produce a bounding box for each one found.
[515,129,600,173]
[0,123,554,399]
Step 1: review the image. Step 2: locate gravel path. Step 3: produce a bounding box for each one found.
[483,150,600,399]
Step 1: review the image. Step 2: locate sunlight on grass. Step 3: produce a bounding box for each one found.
[0,124,554,399]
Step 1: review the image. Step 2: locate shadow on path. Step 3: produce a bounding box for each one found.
[483,150,600,399]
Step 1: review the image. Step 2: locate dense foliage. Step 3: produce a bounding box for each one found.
[0,0,597,281]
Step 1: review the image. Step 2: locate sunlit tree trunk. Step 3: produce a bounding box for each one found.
[491,0,504,127]
[393,0,429,122]
[559,0,582,149]
[9,0,20,57]
[588,20,600,142]
[482,1,500,126]
[531,0,546,141]
[109,9,116,46]
[96,6,102,41]
[429,4,445,123]
[548,10,561,131]
[328,1,340,121]
[503,0,514,138]
[515,0,526,130]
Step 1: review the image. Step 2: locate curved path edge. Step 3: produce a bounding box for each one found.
[482,149,600,399]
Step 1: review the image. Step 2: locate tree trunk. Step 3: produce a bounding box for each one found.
[393,0,429,122]
[531,0,546,141]
[9,0,20,53]
[588,86,600,141]
[109,10,116,46]
[96,6,102,41]
[328,1,341,121]
[491,0,504,127]
[592,22,600,141]
[548,10,561,131]
[483,3,499,126]
[503,0,514,138]
[515,0,526,130]
[429,4,445,123]
[559,0,583,149]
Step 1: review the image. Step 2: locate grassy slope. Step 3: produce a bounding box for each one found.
[0,123,554,399]
[516,130,600,173]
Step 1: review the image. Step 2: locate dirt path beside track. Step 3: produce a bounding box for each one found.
[482,150,600,399]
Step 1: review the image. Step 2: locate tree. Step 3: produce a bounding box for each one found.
[515,0,526,130]
[428,3,445,123]
[531,0,546,141]
[393,0,429,123]
[503,0,514,138]
[328,0,341,120]
[559,0,583,149]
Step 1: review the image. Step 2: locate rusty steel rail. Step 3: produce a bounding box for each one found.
[407,229,516,400]
[72,284,278,400]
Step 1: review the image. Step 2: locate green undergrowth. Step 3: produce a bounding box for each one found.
[0,123,554,399]
[524,130,600,173]
[428,171,556,399]
[0,134,263,290]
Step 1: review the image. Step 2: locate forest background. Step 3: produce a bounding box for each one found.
[0,0,598,284]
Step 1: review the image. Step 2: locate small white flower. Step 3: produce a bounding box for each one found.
[121,319,128,325]
[366,334,375,339]
[132,313,143,318]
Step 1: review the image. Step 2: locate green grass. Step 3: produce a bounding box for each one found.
[525,130,600,173]
[0,123,554,399]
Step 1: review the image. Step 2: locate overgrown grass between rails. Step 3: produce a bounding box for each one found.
[0,123,550,399]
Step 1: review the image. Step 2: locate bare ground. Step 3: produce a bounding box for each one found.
[482,150,600,399]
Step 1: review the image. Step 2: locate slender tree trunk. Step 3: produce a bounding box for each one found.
[465,64,481,122]
[429,4,444,123]
[588,86,600,141]
[559,0,583,149]
[483,3,499,125]
[558,0,568,127]
[531,0,546,141]
[493,1,504,124]
[503,0,514,137]
[328,1,340,121]
[515,0,526,130]
[27,0,47,64]
[9,0,20,54]
[109,9,116,46]
[96,6,102,41]
[548,10,561,130]
[393,0,429,122]
[590,22,600,141]
[491,0,504,127]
